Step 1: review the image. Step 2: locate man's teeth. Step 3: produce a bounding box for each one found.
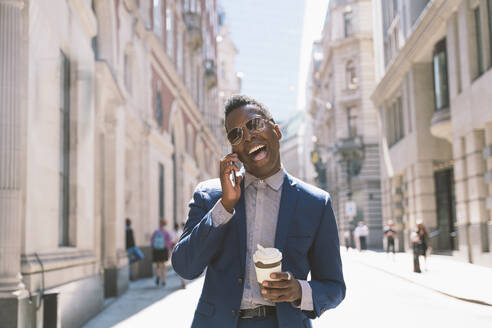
[248,145,265,155]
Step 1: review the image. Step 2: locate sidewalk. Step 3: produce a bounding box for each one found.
[344,249,492,306]
[83,268,202,328]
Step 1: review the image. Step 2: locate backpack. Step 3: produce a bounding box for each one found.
[153,231,166,250]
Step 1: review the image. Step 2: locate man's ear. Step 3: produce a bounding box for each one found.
[274,124,282,140]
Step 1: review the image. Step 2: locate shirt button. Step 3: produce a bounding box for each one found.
[232,310,236,317]
[238,278,243,285]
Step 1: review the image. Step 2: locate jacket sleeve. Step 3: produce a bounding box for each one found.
[306,194,346,318]
[171,187,229,280]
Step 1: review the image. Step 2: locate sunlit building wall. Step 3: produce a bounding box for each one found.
[308,0,383,249]
[372,0,492,266]
[0,0,223,326]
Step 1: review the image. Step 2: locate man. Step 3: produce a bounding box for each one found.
[125,218,143,280]
[383,220,396,255]
[172,95,345,327]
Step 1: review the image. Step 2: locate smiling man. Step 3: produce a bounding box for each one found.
[172,95,345,328]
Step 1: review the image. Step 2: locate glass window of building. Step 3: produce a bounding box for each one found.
[387,97,404,146]
[346,60,357,89]
[474,6,484,76]
[488,0,492,65]
[59,51,71,246]
[432,39,449,111]
[155,90,163,127]
[347,107,358,137]
[343,11,353,38]
[166,6,174,60]
[153,0,163,39]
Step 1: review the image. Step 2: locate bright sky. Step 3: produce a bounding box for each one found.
[220,0,329,121]
[296,0,330,111]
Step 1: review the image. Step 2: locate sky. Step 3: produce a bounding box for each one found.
[220,0,329,123]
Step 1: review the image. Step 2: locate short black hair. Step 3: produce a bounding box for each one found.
[224,94,275,124]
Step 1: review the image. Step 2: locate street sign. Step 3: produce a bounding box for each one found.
[346,201,357,217]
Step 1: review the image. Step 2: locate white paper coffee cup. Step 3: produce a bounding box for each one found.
[253,244,282,285]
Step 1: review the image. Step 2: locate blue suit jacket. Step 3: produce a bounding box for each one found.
[172,173,345,328]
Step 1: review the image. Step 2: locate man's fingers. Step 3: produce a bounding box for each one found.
[262,280,290,289]
[269,272,292,281]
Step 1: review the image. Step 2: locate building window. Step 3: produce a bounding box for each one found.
[155,90,163,127]
[153,0,163,39]
[344,11,353,38]
[346,60,357,89]
[347,107,358,138]
[166,6,174,60]
[124,53,133,95]
[59,51,71,246]
[488,0,492,66]
[432,39,449,111]
[387,97,404,147]
[159,163,164,219]
[185,0,196,12]
[474,6,485,76]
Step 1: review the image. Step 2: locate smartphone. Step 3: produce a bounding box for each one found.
[230,153,241,186]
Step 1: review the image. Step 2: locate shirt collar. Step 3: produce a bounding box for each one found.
[244,166,285,191]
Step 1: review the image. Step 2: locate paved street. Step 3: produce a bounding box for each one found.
[84,253,492,328]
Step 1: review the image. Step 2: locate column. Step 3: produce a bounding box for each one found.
[0,0,25,293]
[453,136,472,262]
[465,130,488,262]
[0,1,27,327]
[484,123,492,254]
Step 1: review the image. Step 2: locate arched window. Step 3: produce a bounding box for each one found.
[346,60,357,89]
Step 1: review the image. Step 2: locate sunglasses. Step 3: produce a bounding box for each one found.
[227,116,273,146]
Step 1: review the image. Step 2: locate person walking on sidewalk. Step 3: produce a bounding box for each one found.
[344,230,351,252]
[126,218,144,280]
[411,220,431,273]
[383,220,396,255]
[151,220,172,286]
[172,95,345,328]
[355,221,369,251]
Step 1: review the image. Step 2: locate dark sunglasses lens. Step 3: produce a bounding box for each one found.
[227,128,242,145]
[246,117,265,132]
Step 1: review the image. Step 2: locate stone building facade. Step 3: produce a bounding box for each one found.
[308,0,383,249]
[371,0,492,266]
[0,0,226,326]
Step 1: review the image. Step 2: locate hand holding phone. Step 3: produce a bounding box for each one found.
[219,153,243,213]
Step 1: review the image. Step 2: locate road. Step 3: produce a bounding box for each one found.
[84,254,492,328]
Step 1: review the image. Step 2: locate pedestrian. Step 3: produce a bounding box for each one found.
[355,221,369,251]
[126,218,144,280]
[151,219,172,286]
[344,230,351,251]
[383,220,396,255]
[416,219,431,271]
[411,231,421,273]
[172,95,345,328]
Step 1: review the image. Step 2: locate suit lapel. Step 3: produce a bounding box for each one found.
[274,174,299,254]
[234,179,247,272]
